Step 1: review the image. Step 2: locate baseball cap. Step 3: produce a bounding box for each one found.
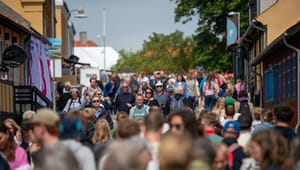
[59,118,83,139]
[156,81,163,87]
[31,108,60,126]
[224,97,235,106]
[223,120,240,133]
[155,71,160,75]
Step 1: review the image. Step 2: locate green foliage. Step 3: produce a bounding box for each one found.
[171,0,248,71]
[112,31,196,73]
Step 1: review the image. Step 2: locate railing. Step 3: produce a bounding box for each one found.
[14,86,53,113]
[0,80,14,113]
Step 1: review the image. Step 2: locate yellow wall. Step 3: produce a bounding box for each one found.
[55,8,62,38]
[257,0,300,45]
[2,0,45,35]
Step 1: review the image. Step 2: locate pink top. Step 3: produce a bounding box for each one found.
[8,146,30,170]
[203,81,218,96]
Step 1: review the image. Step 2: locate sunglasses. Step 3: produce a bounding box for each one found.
[122,86,128,88]
[92,100,100,103]
[146,91,152,94]
[170,124,183,130]
[156,86,163,88]
[97,93,102,96]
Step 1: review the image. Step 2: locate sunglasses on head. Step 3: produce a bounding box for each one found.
[92,100,100,103]
[170,124,183,130]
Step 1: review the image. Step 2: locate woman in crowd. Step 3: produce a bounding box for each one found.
[212,97,225,119]
[212,143,228,170]
[202,72,219,111]
[174,74,189,98]
[144,87,159,107]
[93,89,113,114]
[250,130,294,170]
[63,88,85,112]
[4,118,22,145]
[186,73,200,109]
[0,121,30,170]
[92,119,111,144]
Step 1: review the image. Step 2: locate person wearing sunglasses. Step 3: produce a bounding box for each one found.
[168,108,198,138]
[92,96,113,129]
[144,87,159,107]
[114,82,135,114]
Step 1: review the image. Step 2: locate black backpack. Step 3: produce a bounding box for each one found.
[238,102,251,117]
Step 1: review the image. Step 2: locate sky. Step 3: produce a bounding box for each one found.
[66,0,198,52]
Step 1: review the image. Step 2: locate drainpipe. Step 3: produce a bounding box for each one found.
[283,34,300,133]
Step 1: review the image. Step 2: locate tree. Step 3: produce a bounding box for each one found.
[112,31,197,73]
[171,0,248,71]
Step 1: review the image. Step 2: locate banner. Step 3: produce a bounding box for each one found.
[226,16,238,46]
[29,36,53,104]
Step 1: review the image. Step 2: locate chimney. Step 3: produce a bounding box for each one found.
[80,32,87,46]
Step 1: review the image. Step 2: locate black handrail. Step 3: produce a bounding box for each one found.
[14,86,53,110]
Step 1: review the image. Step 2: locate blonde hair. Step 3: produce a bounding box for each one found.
[4,118,20,135]
[213,97,225,116]
[93,89,103,97]
[254,107,262,120]
[92,119,111,144]
[64,81,71,91]
[116,111,129,122]
[81,108,95,123]
[71,88,80,97]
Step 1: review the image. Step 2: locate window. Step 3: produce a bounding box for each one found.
[274,65,278,105]
[278,62,281,100]
[282,59,286,98]
[287,57,291,97]
[292,53,297,97]
[264,70,268,102]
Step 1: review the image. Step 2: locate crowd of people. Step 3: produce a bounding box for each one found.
[0,69,300,170]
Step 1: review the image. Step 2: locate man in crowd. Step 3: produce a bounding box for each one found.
[222,121,247,170]
[154,81,167,110]
[144,110,164,170]
[114,82,135,114]
[150,71,161,90]
[274,105,297,148]
[92,95,114,129]
[164,85,192,116]
[129,94,149,120]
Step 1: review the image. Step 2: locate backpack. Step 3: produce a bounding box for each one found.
[227,143,241,170]
[238,102,251,117]
[169,96,185,111]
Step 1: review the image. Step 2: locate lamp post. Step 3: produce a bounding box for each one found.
[103,8,106,70]
[96,8,106,70]
[51,7,87,110]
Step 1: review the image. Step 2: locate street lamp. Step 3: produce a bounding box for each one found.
[69,7,88,19]
[96,8,106,70]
